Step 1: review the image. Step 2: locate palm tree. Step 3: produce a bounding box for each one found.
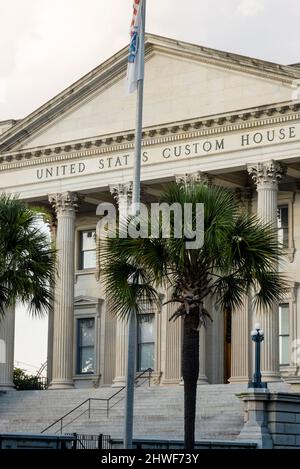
[0,194,55,317]
[99,183,287,450]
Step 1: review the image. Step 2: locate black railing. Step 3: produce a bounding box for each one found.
[68,433,112,449]
[37,376,49,390]
[15,375,48,391]
[41,368,153,434]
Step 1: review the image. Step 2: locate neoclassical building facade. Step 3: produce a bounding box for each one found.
[1,34,300,390]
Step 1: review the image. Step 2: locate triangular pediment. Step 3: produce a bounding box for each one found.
[74,295,102,308]
[1,34,299,153]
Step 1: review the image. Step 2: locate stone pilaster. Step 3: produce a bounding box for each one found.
[101,299,117,385]
[235,186,253,210]
[229,298,251,383]
[198,326,208,384]
[161,287,182,384]
[248,160,285,382]
[112,318,128,387]
[110,183,132,386]
[0,305,15,390]
[48,191,79,389]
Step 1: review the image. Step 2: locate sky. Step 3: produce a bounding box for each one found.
[2,0,300,373]
[2,0,300,122]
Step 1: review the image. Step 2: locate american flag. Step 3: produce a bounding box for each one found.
[130,0,141,37]
[127,0,144,93]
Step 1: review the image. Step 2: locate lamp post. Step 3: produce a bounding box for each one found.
[249,323,268,389]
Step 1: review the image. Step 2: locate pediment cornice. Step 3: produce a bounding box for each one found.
[0,100,300,172]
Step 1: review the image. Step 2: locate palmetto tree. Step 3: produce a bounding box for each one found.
[0,194,55,318]
[99,183,287,450]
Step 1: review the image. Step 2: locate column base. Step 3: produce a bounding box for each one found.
[151,371,162,385]
[49,379,74,390]
[283,375,300,392]
[0,383,15,391]
[229,376,251,384]
[197,375,209,385]
[112,376,126,387]
[261,371,281,382]
[161,377,182,385]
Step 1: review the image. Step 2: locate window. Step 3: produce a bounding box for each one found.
[77,318,95,374]
[137,314,155,372]
[277,205,289,249]
[79,230,96,269]
[279,304,289,366]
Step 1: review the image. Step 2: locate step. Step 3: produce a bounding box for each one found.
[0,382,292,441]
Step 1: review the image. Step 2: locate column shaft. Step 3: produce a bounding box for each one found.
[198,326,208,384]
[161,287,182,384]
[229,299,251,383]
[47,219,56,385]
[113,319,128,386]
[0,306,15,390]
[48,192,78,389]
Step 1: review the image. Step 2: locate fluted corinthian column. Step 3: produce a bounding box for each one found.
[48,192,79,389]
[46,215,57,385]
[110,182,132,386]
[161,286,182,384]
[229,299,251,383]
[0,305,15,390]
[248,160,285,381]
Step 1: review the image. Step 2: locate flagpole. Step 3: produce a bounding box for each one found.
[124,0,146,450]
[131,4,145,212]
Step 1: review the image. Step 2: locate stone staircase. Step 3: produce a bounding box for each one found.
[0,382,291,442]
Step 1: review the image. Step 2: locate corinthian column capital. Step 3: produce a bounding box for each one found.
[175,173,192,186]
[109,182,133,204]
[247,161,285,189]
[48,191,81,214]
[176,171,214,186]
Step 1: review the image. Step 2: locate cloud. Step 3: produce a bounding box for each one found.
[237,0,264,16]
[1,0,300,121]
[0,0,40,78]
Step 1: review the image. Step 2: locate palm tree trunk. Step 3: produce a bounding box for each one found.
[182,313,199,450]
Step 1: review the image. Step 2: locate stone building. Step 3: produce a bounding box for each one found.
[1,34,300,391]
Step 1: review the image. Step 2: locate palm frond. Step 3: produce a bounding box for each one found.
[0,194,56,317]
[252,271,289,309]
[102,258,160,320]
[98,182,288,319]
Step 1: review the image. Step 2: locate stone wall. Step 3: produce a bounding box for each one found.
[267,393,300,448]
[237,390,300,449]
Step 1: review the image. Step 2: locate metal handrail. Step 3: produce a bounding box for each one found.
[36,361,47,378]
[41,368,153,434]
